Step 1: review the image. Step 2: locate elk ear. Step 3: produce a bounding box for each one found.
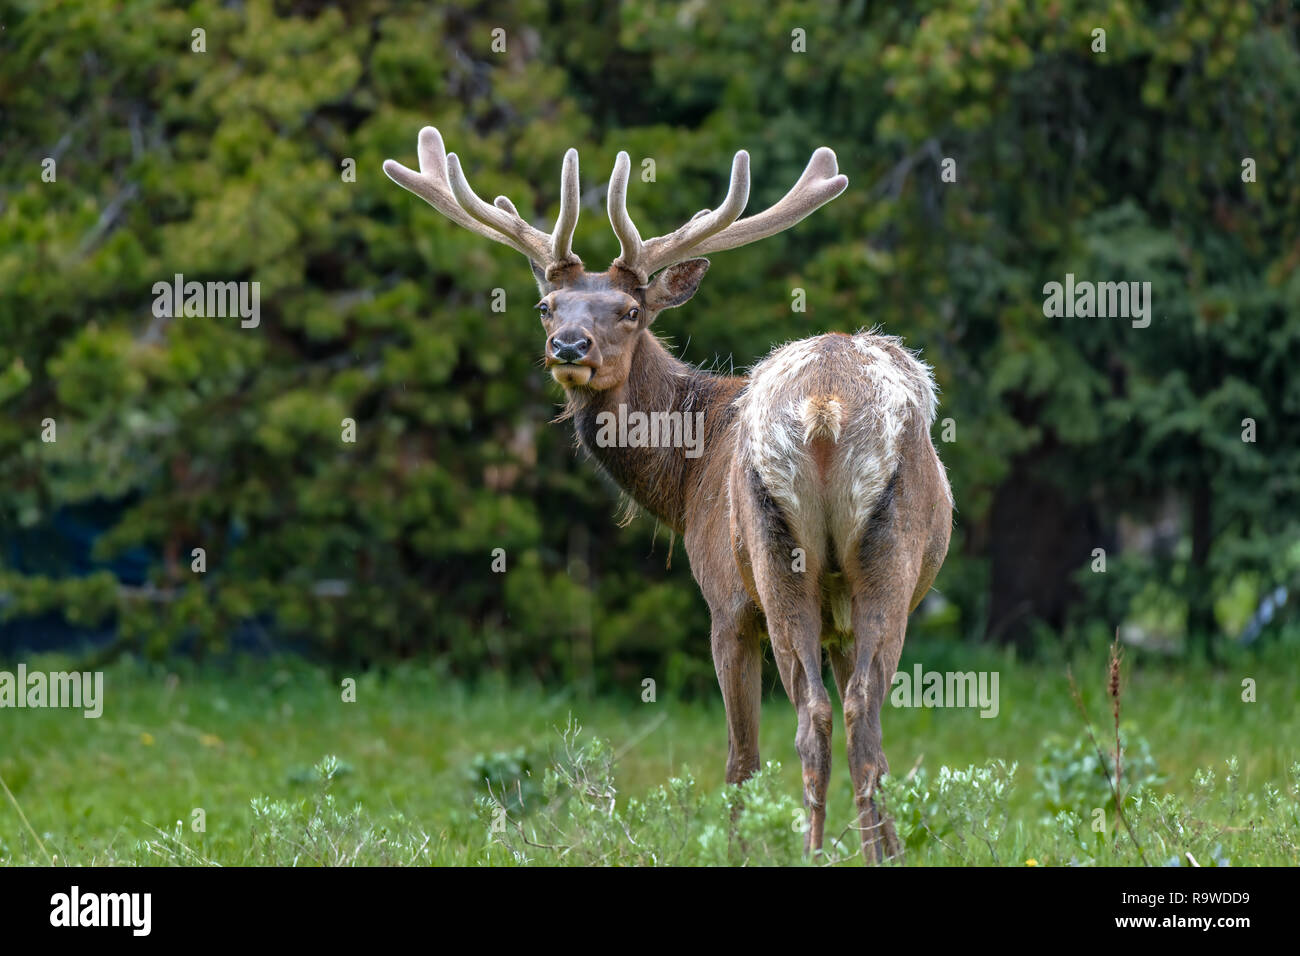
[530,260,552,295]
[643,258,709,314]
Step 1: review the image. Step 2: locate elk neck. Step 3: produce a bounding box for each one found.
[568,330,744,534]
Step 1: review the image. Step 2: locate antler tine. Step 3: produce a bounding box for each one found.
[608,151,644,275]
[382,126,582,271]
[446,152,554,265]
[607,147,844,282]
[635,150,751,280]
[551,148,580,264]
[382,127,491,237]
[689,147,847,258]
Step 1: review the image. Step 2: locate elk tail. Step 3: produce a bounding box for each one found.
[800,395,844,444]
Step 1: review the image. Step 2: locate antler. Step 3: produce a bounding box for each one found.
[383,126,582,275]
[609,147,848,284]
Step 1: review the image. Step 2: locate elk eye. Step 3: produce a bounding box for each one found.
[623,307,639,322]
[537,302,549,317]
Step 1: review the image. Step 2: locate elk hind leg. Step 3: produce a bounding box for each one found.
[830,591,909,862]
[752,556,832,854]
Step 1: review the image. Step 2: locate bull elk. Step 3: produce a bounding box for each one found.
[384,127,952,860]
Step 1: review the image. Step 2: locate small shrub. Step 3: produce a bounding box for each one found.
[1035,724,1162,816]
[878,760,1018,864]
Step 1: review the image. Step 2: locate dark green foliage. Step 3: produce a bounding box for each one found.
[2,1,1297,683]
[465,745,541,815]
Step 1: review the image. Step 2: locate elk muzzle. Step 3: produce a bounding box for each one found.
[547,329,596,386]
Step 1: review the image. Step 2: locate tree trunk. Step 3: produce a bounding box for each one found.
[986,448,1105,650]
[1187,478,1216,658]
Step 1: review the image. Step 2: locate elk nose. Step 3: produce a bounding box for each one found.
[551,334,591,362]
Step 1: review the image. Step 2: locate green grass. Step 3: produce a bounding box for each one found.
[1,635,1297,865]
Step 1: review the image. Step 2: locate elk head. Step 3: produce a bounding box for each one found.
[383,127,848,392]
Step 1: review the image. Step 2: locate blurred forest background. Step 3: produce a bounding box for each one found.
[1,0,1298,695]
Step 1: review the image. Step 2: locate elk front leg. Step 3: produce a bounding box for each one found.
[830,592,909,863]
[709,606,763,785]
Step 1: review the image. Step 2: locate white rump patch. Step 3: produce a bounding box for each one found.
[736,332,944,551]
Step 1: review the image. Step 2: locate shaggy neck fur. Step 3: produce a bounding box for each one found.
[566,331,744,533]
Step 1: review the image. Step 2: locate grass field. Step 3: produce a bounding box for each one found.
[2,634,1297,866]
